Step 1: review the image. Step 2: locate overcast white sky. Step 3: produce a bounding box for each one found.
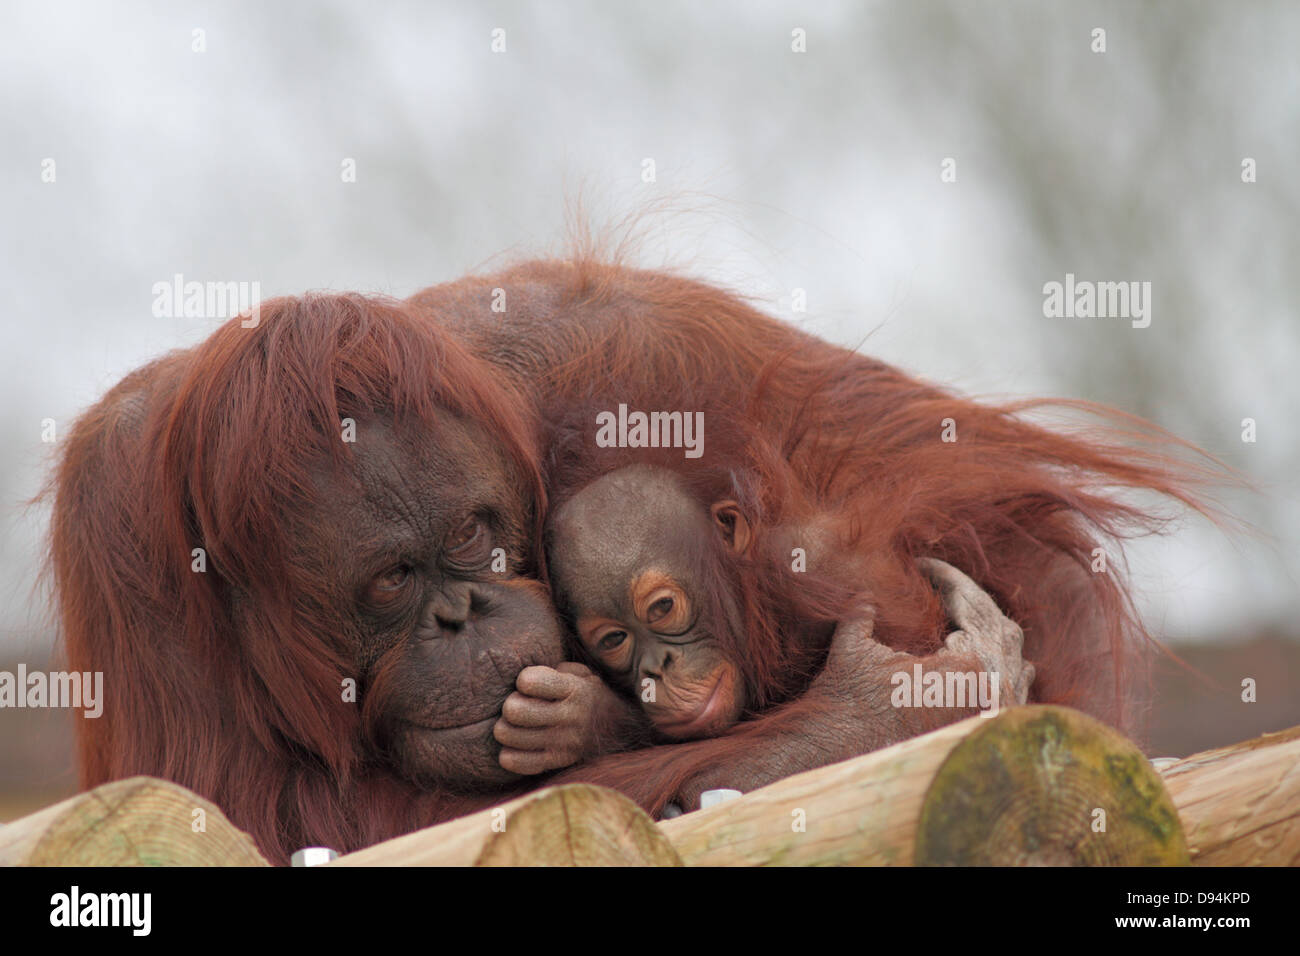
[2,1,1297,657]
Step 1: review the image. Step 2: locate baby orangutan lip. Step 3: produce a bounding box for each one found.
[655,671,731,739]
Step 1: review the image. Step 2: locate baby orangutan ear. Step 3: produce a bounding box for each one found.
[710,500,752,554]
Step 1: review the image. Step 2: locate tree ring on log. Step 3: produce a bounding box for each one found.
[3,776,268,866]
[475,784,683,866]
[915,706,1189,866]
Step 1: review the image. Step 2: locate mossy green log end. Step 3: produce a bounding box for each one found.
[658,704,1187,866]
[917,706,1188,865]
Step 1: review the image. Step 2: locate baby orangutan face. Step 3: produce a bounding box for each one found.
[547,465,752,740]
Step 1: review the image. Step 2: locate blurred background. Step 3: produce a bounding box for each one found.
[2,0,1297,818]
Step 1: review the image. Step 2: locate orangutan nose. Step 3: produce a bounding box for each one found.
[426,583,484,634]
[644,646,678,680]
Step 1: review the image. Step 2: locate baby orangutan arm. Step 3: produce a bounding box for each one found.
[493,662,653,775]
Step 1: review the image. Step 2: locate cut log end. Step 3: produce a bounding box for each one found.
[916,707,1189,866]
[0,776,268,867]
[475,785,682,867]
[330,783,681,867]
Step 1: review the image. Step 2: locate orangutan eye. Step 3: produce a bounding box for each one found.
[647,597,674,623]
[444,515,494,570]
[639,585,690,633]
[445,516,483,552]
[597,630,629,652]
[365,564,413,605]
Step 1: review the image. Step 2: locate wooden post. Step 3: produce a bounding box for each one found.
[660,705,1188,866]
[330,783,681,866]
[0,776,268,866]
[1159,724,1300,866]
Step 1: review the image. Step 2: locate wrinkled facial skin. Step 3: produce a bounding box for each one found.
[548,466,749,740]
[297,413,565,789]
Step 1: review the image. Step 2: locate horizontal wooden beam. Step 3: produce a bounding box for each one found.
[659,705,1189,866]
[1159,724,1300,866]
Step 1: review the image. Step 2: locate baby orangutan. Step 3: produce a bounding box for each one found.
[492,464,1035,775]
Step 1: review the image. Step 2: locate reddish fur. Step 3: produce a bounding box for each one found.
[413,258,1224,810]
[47,254,1222,857]
[543,409,856,716]
[47,294,541,862]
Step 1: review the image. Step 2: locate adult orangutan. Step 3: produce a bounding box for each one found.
[409,257,1213,806]
[48,288,1025,864]
[48,296,568,863]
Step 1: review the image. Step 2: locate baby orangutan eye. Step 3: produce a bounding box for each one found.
[581,621,635,670]
[647,597,674,623]
[639,585,690,632]
[597,630,629,652]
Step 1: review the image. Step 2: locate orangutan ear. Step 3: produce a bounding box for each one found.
[710,500,752,555]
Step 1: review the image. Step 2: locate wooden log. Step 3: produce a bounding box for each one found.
[659,705,1188,866]
[330,783,681,866]
[0,776,268,866]
[1158,724,1300,866]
